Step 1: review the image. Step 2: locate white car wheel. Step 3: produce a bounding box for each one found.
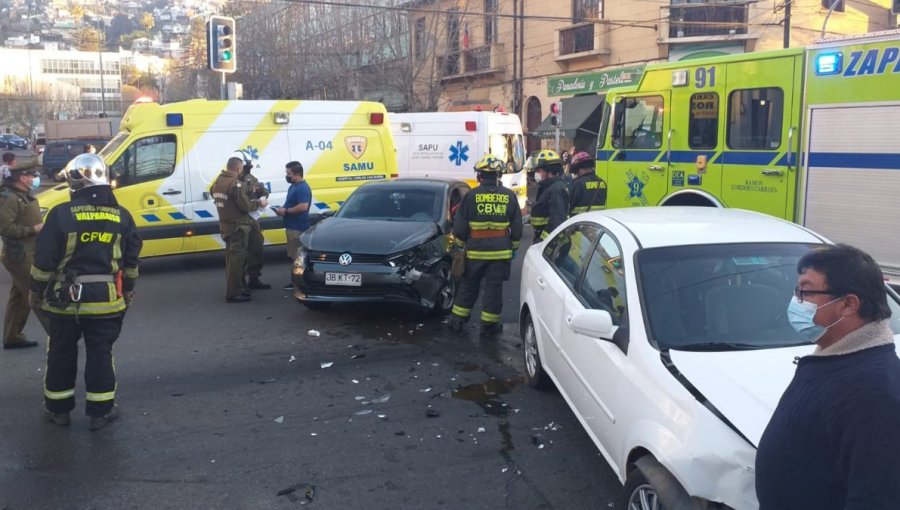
[623,468,666,510]
[522,315,551,389]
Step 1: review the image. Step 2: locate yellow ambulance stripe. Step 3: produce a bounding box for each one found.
[236,100,302,161]
[173,101,231,167]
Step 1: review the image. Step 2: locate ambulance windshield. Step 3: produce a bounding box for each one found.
[99,132,129,158]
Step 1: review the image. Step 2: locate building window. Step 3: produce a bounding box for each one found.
[727,88,784,150]
[484,0,498,44]
[669,1,748,38]
[573,0,601,21]
[821,0,844,12]
[414,18,426,60]
[689,92,719,149]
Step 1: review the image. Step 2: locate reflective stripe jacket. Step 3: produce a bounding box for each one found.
[30,188,142,317]
[530,176,569,239]
[453,183,522,261]
[569,173,607,216]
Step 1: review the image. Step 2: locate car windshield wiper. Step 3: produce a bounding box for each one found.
[668,342,766,352]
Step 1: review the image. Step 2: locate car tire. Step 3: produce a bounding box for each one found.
[302,301,332,311]
[621,466,666,510]
[429,261,455,316]
[522,314,552,389]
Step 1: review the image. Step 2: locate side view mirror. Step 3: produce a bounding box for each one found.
[569,309,614,339]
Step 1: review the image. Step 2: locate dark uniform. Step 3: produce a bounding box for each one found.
[239,171,269,286]
[529,176,569,241]
[210,170,258,300]
[0,176,50,346]
[31,186,141,420]
[569,172,607,216]
[450,182,522,330]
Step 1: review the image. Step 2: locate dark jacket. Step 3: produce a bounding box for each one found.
[569,173,607,216]
[530,176,568,240]
[453,182,522,261]
[0,184,42,262]
[210,170,256,232]
[30,187,141,317]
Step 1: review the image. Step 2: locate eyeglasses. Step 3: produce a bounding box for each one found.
[794,287,835,303]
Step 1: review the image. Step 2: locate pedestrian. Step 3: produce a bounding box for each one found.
[235,151,271,291]
[567,151,607,216]
[31,153,141,430]
[275,161,311,291]
[756,243,900,509]
[447,154,522,336]
[83,144,96,154]
[0,165,50,349]
[211,156,265,303]
[528,150,569,242]
[1,151,40,181]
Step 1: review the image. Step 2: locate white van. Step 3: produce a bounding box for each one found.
[389,111,528,213]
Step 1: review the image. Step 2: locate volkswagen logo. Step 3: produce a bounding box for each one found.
[338,253,353,266]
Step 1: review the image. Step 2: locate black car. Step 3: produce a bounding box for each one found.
[0,134,28,150]
[292,179,469,314]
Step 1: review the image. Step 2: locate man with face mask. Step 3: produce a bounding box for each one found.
[528,150,568,243]
[0,166,50,349]
[756,243,900,509]
[276,161,311,291]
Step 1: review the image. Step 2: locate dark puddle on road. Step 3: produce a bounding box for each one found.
[452,377,523,462]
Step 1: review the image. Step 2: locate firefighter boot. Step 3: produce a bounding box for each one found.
[481,322,503,337]
[43,406,71,427]
[447,316,467,333]
[89,405,120,431]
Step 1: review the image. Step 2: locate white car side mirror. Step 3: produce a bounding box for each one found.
[570,309,614,339]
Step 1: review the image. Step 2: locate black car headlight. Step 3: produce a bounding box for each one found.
[387,248,420,268]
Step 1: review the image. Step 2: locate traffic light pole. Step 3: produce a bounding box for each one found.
[220,71,226,100]
[555,127,560,154]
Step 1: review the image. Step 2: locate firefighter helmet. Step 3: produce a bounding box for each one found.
[533,149,563,175]
[64,153,110,192]
[474,154,503,174]
[569,151,595,172]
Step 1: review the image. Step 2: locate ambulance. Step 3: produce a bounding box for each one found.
[38,99,398,257]
[389,111,529,213]
[596,29,900,286]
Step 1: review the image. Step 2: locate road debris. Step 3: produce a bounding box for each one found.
[307,330,321,337]
[371,394,391,404]
[354,409,373,416]
[320,361,334,369]
[274,416,284,424]
[277,483,316,504]
[289,355,297,363]
[425,408,440,418]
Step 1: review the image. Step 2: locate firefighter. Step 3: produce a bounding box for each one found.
[528,150,569,242]
[448,154,522,336]
[568,151,607,216]
[236,151,271,290]
[31,154,141,430]
[0,165,50,349]
[211,155,265,303]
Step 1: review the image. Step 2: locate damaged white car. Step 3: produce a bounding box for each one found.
[518,207,900,509]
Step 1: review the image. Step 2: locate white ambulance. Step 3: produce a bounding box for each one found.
[389,111,528,213]
[38,99,398,257]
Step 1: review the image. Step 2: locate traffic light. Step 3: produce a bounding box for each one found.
[550,102,562,128]
[207,15,236,73]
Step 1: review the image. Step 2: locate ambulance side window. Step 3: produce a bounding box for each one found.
[727,88,784,150]
[689,93,719,149]
[612,96,664,150]
[109,134,177,188]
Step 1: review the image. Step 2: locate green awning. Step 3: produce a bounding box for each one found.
[532,94,605,139]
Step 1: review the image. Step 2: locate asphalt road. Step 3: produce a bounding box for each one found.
[0,230,621,509]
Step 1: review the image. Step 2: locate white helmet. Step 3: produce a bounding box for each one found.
[65,153,110,191]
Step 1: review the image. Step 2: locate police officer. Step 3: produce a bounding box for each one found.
[211,156,263,303]
[529,150,569,242]
[235,151,271,290]
[31,154,141,430]
[567,151,607,216]
[0,166,50,349]
[448,155,522,336]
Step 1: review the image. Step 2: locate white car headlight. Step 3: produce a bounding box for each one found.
[292,247,307,274]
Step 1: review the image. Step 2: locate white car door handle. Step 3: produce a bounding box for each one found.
[565,314,572,325]
[536,276,546,289]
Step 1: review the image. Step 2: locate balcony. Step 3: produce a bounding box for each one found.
[437,43,506,83]
[554,20,610,65]
[659,1,758,44]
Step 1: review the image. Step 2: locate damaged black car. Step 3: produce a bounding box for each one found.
[292,179,469,314]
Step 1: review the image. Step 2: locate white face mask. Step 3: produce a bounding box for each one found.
[534,172,544,182]
[786,295,845,343]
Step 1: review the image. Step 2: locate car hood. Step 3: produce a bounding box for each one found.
[668,345,815,447]
[302,218,440,255]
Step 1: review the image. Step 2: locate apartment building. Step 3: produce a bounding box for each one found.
[408,0,898,153]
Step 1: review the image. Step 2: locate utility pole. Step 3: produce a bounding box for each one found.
[783,0,792,49]
[97,8,107,116]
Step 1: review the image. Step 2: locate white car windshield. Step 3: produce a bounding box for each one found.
[637,242,900,351]
[337,187,440,222]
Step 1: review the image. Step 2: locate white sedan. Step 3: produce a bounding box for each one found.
[519,207,900,509]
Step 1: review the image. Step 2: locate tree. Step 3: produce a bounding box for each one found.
[0,77,83,135]
[76,26,101,51]
[140,12,154,37]
[108,14,137,45]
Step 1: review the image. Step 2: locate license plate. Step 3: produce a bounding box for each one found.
[325,272,362,286]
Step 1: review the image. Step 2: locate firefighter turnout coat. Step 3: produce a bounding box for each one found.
[530,176,569,240]
[453,182,523,261]
[569,173,607,216]
[31,189,142,317]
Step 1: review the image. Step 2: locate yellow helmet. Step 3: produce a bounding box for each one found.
[474,154,502,174]
[533,149,562,168]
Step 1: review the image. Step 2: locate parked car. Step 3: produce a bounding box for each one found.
[292,179,469,314]
[40,138,109,179]
[0,134,28,150]
[519,207,900,509]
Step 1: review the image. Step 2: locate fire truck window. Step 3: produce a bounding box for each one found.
[727,88,784,150]
[689,92,719,150]
[612,96,664,150]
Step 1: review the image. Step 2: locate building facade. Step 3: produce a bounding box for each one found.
[408,0,898,153]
